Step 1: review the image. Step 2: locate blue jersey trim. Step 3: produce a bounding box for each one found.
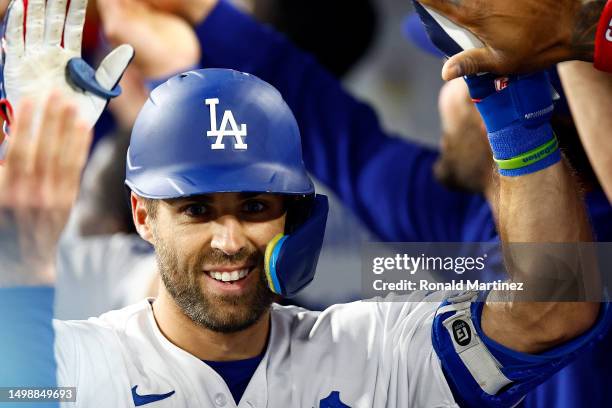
[203,354,264,404]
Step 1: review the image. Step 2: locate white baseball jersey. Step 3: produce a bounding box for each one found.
[54,293,459,408]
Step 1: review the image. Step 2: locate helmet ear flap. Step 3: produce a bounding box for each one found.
[265,195,329,297]
[284,194,315,234]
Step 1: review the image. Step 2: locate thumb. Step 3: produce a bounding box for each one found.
[442,47,497,80]
[95,44,136,91]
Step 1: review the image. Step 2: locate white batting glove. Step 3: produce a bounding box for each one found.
[1,0,134,130]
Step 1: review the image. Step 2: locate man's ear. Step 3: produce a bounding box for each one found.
[131,192,154,243]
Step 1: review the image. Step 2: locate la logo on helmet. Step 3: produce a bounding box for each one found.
[205,98,248,150]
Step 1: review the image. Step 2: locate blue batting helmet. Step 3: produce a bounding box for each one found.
[126,68,328,298]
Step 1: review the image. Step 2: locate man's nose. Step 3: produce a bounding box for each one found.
[210,216,247,256]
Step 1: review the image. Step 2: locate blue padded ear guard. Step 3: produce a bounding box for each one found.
[264,194,329,298]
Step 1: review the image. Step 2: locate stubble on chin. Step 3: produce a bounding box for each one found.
[155,240,276,333]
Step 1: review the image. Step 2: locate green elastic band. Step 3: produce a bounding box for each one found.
[494,137,559,170]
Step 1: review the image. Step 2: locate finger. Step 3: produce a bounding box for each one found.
[4,98,35,181]
[60,118,91,205]
[73,124,93,171]
[69,122,93,184]
[4,0,25,61]
[95,44,135,90]
[59,103,82,170]
[442,48,498,80]
[51,101,77,182]
[31,91,62,178]
[25,0,45,49]
[44,0,68,46]
[64,0,88,53]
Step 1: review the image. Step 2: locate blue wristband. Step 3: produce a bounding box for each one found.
[464,73,561,176]
[489,124,561,176]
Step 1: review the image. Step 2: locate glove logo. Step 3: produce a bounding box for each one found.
[452,319,472,347]
[205,98,248,150]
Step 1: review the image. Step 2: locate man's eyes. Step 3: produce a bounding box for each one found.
[181,200,270,218]
[184,204,209,217]
[242,200,267,213]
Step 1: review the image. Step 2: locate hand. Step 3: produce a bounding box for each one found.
[0,94,92,286]
[138,0,218,25]
[98,0,201,78]
[417,0,606,80]
[2,0,134,129]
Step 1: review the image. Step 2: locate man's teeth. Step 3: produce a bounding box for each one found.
[209,269,249,282]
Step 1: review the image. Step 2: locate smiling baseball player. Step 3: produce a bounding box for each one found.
[0,1,610,408]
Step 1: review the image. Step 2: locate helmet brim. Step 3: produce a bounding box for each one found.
[126,161,314,199]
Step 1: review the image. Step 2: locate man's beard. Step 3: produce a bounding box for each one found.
[154,237,276,333]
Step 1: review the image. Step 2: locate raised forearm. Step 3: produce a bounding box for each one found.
[460,71,601,353]
[483,161,599,353]
[498,164,591,243]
